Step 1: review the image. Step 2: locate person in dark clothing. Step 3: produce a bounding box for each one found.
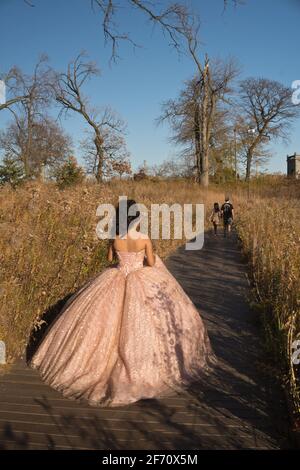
[221,197,234,237]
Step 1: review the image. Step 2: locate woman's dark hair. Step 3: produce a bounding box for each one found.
[115,199,141,236]
[214,202,220,212]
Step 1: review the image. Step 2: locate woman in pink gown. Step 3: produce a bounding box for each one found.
[30,200,216,407]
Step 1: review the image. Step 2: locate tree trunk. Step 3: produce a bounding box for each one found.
[24,112,33,178]
[194,104,202,183]
[200,147,209,187]
[94,133,104,183]
[200,65,209,187]
[245,149,252,181]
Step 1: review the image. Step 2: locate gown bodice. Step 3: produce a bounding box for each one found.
[116,249,146,276]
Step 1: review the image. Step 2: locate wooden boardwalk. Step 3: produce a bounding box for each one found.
[0,233,290,449]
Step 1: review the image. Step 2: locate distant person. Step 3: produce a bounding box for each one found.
[221,197,234,237]
[210,202,221,236]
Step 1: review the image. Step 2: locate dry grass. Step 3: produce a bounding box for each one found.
[0,178,223,362]
[235,178,300,416]
[0,176,299,416]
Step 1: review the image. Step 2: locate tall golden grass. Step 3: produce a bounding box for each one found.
[0,176,299,417]
[235,177,300,417]
[0,179,223,362]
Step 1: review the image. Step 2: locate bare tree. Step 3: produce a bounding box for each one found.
[89,0,242,183]
[91,0,190,60]
[23,1,242,61]
[209,107,237,181]
[172,2,240,187]
[53,53,126,182]
[110,158,132,179]
[159,59,238,185]
[30,119,72,176]
[148,158,190,179]
[0,67,30,113]
[0,117,72,178]
[90,0,243,60]
[158,78,196,162]
[80,126,130,179]
[2,56,53,177]
[238,78,300,180]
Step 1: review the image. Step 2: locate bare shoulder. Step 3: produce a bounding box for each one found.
[144,237,153,250]
[137,234,152,251]
[137,234,152,252]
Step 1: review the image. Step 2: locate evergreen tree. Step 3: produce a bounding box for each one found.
[53,156,85,189]
[0,156,25,188]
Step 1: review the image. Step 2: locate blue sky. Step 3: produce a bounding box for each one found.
[0,0,299,173]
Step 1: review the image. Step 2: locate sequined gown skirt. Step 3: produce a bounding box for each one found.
[30,250,216,407]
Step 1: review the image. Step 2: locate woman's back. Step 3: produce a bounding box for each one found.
[109,229,155,266]
[113,230,147,253]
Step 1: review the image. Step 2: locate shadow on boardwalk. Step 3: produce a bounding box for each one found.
[0,231,291,449]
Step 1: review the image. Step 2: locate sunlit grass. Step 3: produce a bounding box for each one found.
[235,183,300,416]
[0,178,223,362]
[0,176,299,417]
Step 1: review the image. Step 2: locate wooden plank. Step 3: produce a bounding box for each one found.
[0,415,254,437]
[0,439,78,450]
[0,234,288,450]
[0,400,267,431]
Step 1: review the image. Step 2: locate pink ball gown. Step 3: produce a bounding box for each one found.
[30,250,216,407]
